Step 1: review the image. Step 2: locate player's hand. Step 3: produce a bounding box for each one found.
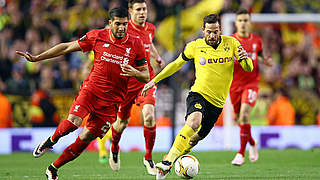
[237,46,248,61]
[16,51,38,62]
[189,133,201,146]
[263,56,273,67]
[156,57,165,68]
[141,80,155,96]
[120,64,138,77]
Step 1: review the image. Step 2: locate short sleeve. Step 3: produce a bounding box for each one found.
[77,30,98,52]
[150,23,156,39]
[134,38,147,67]
[182,41,195,61]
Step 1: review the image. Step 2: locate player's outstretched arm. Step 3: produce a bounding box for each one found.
[16,41,81,62]
[120,64,150,83]
[141,55,187,96]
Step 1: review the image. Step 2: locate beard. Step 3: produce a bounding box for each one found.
[112,29,126,39]
[205,36,221,47]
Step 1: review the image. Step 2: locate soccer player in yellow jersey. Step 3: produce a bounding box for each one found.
[141,13,253,180]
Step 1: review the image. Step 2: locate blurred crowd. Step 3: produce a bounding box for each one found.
[1,0,320,127]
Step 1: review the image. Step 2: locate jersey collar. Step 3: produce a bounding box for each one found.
[108,28,129,44]
[235,32,252,41]
[129,19,148,32]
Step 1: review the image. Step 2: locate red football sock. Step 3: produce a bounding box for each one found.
[111,126,122,152]
[51,120,78,143]
[247,124,255,146]
[238,124,251,156]
[143,125,156,160]
[53,137,89,168]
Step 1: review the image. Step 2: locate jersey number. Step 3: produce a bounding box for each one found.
[247,89,257,103]
[100,122,111,136]
[152,86,157,98]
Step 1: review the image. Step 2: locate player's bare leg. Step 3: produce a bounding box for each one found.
[109,117,128,171]
[232,103,257,166]
[33,114,81,158]
[46,126,96,180]
[142,104,157,175]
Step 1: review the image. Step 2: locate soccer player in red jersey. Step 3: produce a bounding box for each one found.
[230,9,273,166]
[16,7,149,180]
[107,0,164,175]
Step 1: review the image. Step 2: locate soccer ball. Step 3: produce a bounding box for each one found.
[174,154,200,179]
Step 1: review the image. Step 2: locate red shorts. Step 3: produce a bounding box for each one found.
[69,88,118,138]
[118,85,157,119]
[230,87,258,114]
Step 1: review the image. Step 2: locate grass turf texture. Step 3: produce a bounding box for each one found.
[0,149,319,179]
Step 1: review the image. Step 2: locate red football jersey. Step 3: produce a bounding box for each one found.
[78,28,146,103]
[126,19,156,93]
[230,32,263,90]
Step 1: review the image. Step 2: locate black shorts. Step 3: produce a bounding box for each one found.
[185,92,223,138]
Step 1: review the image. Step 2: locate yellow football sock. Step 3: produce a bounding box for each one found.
[179,125,201,156]
[166,125,195,162]
[98,134,109,158]
[105,128,112,141]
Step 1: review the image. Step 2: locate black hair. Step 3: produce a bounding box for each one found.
[128,0,146,9]
[203,13,220,28]
[109,7,129,20]
[236,8,250,16]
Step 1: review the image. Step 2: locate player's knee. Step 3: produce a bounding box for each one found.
[67,114,82,127]
[239,104,252,124]
[186,112,202,131]
[120,118,129,125]
[239,112,250,124]
[143,112,155,126]
[119,118,129,129]
[79,127,96,143]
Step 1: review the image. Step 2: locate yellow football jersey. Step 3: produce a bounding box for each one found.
[184,35,247,107]
[154,35,253,108]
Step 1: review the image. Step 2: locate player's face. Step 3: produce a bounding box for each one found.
[109,17,129,39]
[235,14,251,34]
[202,22,221,46]
[129,2,147,25]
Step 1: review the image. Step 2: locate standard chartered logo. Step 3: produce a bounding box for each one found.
[101,51,126,64]
[103,52,123,60]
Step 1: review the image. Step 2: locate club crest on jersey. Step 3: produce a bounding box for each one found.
[223,43,230,52]
[125,48,131,56]
[199,58,206,65]
[194,103,202,109]
[74,105,80,112]
[79,35,86,41]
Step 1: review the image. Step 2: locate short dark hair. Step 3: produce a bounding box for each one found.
[236,8,250,16]
[109,7,129,20]
[128,0,146,9]
[203,13,220,27]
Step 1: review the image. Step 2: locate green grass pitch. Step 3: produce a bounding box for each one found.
[0,149,319,179]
